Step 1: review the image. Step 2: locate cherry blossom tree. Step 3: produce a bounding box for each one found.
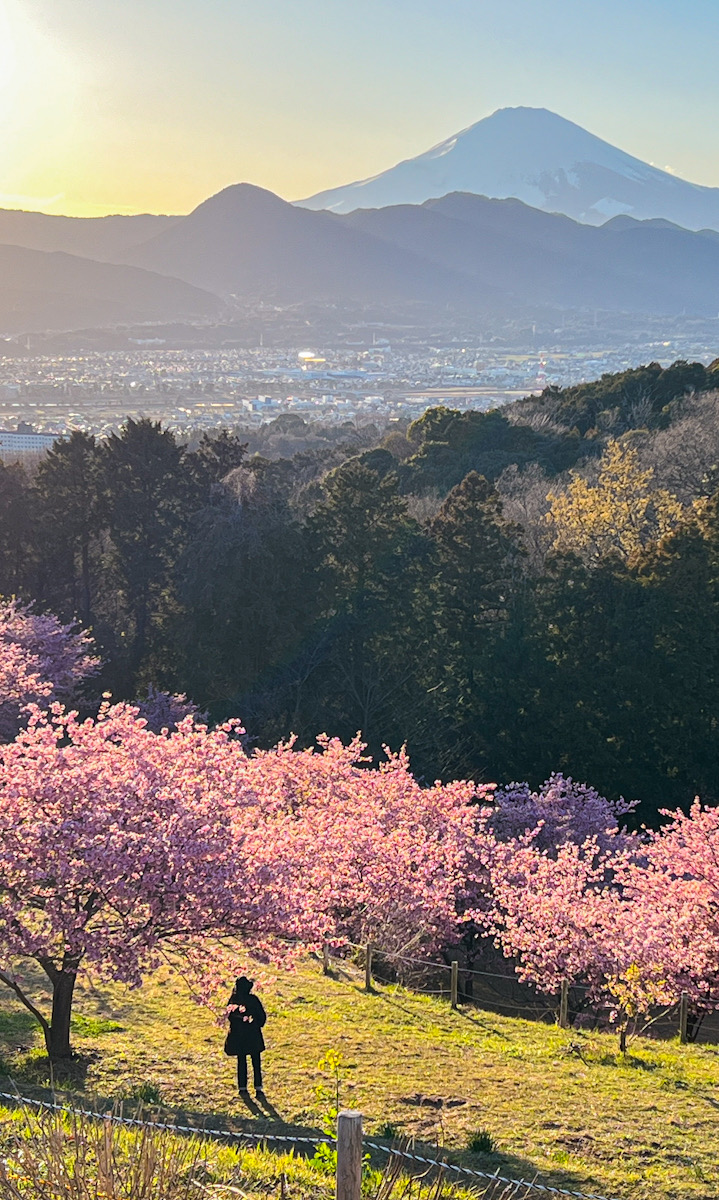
[241,736,494,959]
[621,801,719,1023]
[483,799,719,1044]
[134,685,207,733]
[0,598,98,741]
[489,774,638,853]
[0,702,316,1059]
[0,703,497,1059]
[482,836,622,995]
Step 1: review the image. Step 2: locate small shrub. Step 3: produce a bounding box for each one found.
[124,1080,162,1104]
[308,1142,338,1175]
[376,1121,400,1139]
[466,1129,496,1154]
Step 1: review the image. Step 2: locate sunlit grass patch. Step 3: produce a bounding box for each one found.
[0,958,716,1198]
[0,1104,526,1200]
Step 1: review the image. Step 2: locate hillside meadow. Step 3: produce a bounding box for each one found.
[0,957,716,1200]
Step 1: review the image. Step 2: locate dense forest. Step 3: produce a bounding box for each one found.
[2,357,719,822]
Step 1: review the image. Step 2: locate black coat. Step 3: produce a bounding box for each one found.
[225,992,266,1055]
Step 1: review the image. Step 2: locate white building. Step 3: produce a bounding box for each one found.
[0,430,59,457]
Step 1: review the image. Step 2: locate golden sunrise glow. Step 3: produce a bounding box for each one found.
[0,0,719,218]
[0,0,81,211]
[0,2,23,134]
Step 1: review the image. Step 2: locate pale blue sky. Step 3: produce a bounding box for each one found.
[1,0,718,214]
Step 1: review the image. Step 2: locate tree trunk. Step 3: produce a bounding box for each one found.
[81,535,92,625]
[48,968,78,1060]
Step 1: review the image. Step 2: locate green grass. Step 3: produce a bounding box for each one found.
[0,1102,356,1200]
[0,957,717,1200]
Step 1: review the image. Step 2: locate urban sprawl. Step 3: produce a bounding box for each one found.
[1,335,717,455]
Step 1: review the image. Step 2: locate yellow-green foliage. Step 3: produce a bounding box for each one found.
[0,1104,519,1200]
[0,1102,340,1200]
[547,439,685,562]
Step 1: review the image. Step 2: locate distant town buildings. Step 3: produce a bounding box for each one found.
[0,333,716,452]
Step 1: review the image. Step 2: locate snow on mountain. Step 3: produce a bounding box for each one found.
[297,107,719,230]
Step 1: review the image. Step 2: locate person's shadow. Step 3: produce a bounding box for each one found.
[254,1091,282,1120]
[237,1092,264,1116]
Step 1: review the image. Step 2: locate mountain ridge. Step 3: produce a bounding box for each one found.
[0,244,222,334]
[117,182,501,306]
[0,209,178,260]
[6,178,719,331]
[297,107,719,230]
[117,183,719,318]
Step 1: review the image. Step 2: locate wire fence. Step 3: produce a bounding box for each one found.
[0,1089,621,1200]
[0,942,695,1200]
[335,941,711,1044]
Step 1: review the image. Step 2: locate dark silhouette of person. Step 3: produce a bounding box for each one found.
[225,976,267,1094]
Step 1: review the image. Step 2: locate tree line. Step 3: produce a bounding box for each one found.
[1,360,719,821]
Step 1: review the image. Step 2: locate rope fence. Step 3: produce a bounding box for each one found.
[334,941,694,1043]
[0,1090,621,1200]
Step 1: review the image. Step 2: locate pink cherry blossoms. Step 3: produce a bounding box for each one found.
[1,598,718,1057]
[241,735,494,957]
[0,701,318,1056]
[620,801,719,1012]
[0,597,99,740]
[0,701,492,1057]
[135,685,207,733]
[483,796,719,1036]
[489,773,638,853]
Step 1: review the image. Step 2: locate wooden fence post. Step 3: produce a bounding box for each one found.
[364,945,373,993]
[450,960,459,1009]
[679,991,689,1045]
[323,941,330,976]
[336,1110,363,1200]
[559,979,569,1029]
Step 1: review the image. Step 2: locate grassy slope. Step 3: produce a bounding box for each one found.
[0,957,717,1200]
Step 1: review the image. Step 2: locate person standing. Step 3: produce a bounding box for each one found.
[225,976,267,1095]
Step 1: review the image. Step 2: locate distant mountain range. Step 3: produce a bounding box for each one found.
[117,184,719,318]
[6,131,719,331]
[0,244,220,333]
[0,209,177,260]
[299,107,719,231]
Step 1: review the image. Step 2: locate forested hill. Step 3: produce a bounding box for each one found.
[508,358,717,438]
[395,358,718,494]
[2,358,719,822]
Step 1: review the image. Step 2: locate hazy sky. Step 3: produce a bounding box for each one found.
[2,0,719,216]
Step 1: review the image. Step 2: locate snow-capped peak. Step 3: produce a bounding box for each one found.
[297,107,719,231]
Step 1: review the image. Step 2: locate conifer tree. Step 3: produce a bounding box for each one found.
[0,459,32,597]
[421,471,527,779]
[102,419,189,684]
[33,431,101,625]
[306,456,428,748]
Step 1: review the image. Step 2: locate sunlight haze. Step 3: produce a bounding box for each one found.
[2,0,719,216]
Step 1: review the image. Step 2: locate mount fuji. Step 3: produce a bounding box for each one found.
[298,107,719,231]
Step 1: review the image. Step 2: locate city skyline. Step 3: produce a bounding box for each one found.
[1,0,719,217]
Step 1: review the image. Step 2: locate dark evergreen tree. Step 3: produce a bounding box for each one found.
[304,456,429,750]
[175,466,314,731]
[0,460,32,598]
[187,429,248,495]
[33,432,101,626]
[417,472,527,779]
[101,419,189,687]
[631,494,719,807]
